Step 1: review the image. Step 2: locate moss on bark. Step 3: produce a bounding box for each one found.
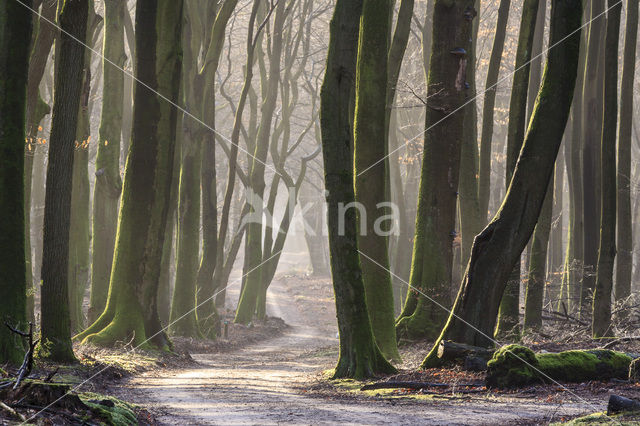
[90,0,125,324]
[423,0,582,367]
[320,0,396,379]
[76,0,183,350]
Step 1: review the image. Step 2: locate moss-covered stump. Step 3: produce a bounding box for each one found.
[0,380,137,425]
[486,344,632,388]
[629,358,640,382]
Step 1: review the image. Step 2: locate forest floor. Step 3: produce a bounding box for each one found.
[4,274,639,424]
[112,275,620,425]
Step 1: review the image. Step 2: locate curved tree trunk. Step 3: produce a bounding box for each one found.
[423,0,581,365]
[495,0,541,337]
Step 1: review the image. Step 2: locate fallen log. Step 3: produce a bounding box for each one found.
[607,394,640,415]
[360,381,480,391]
[486,344,632,388]
[437,341,495,362]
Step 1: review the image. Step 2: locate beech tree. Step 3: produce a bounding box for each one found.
[592,0,621,338]
[615,0,637,306]
[89,0,126,323]
[0,0,32,365]
[353,0,401,362]
[39,0,88,362]
[495,0,541,337]
[396,0,475,340]
[424,0,582,364]
[75,0,183,349]
[320,0,396,378]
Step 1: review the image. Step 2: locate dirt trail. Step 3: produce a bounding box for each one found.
[127,278,602,425]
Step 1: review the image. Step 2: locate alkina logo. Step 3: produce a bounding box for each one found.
[241,187,400,237]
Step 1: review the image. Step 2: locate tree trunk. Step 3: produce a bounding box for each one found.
[24,0,56,322]
[39,0,88,363]
[395,0,475,341]
[614,0,637,306]
[353,0,401,362]
[89,0,125,324]
[592,0,620,338]
[458,1,481,271]
[68,46,92,334]
[478,0,510,220]
[235,0,288,324]
[320,0,396,379]
[423,0,581,365]
[75,0,183,350]
[580,0,605,317]
[0,0,32,365]
[495,0,541,338]
[523,175,553,331]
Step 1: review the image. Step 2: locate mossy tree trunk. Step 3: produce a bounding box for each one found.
[75,0,183,350]
[592,0,620,338]
[89,0,126,324]
[495,0,541,338]
[0,0,32,365]
[169,1,220,339]
[39,0,88,363]
[353,0,401,362]
[320,0,396,379]
[614,0,637,307]
[396,0,475,341]
[423,0,582,365]
[69,4,101,335]
[386,0,414,313]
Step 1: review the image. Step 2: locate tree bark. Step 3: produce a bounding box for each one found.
[423,0,582,365]
[0,0,32,365]
[580,0,605,317]
[395,0,475,341]
[478,0,510,220]
[614,0,637,306]
[39,0,88,363]
[353,0,401,362]
[320,0,396,379]
[592,0,620,338]
[75,0,183,350]
[89,0,126,323]
[495,0,541,338]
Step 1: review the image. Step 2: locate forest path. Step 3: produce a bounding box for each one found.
[126,277,603,425]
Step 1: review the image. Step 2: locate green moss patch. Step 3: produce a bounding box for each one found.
[486,344,632,388]
[80,392,138,425]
